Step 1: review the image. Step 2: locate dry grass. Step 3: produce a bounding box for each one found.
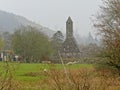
[44,67,120,90]
[0,62,19,90]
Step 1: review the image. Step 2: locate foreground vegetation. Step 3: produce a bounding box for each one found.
[94,0,120,74]
[0,62,120,90]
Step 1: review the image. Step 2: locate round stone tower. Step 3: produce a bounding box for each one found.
[66,16,73,39]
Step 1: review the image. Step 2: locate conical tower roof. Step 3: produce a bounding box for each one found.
[66,16,73,23]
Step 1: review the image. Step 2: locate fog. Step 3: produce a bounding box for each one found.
[0,0,102,36]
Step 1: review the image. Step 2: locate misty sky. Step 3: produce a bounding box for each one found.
[0,0,102,36]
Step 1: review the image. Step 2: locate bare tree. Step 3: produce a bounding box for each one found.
[94,0,120,74]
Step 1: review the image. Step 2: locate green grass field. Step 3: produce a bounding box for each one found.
[14,63,93,81]
[0,62,93,82]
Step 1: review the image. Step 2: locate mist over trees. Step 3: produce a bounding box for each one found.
[1,32,11,50]
[51,31,64,51]
[94,0,120,74]
[0,36,4,51]
[11,26,53,63]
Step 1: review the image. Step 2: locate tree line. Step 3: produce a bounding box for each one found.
[0,26,54,63]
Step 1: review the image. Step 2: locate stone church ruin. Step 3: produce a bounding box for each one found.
[51,17,80,63]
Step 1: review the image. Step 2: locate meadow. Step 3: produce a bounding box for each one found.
[14,63,92,81]
[0,62,120,90]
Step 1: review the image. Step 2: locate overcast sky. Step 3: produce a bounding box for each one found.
[0,0,102,36]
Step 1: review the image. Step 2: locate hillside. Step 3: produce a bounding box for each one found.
[0,10,100,46]
[0,10,55,37]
